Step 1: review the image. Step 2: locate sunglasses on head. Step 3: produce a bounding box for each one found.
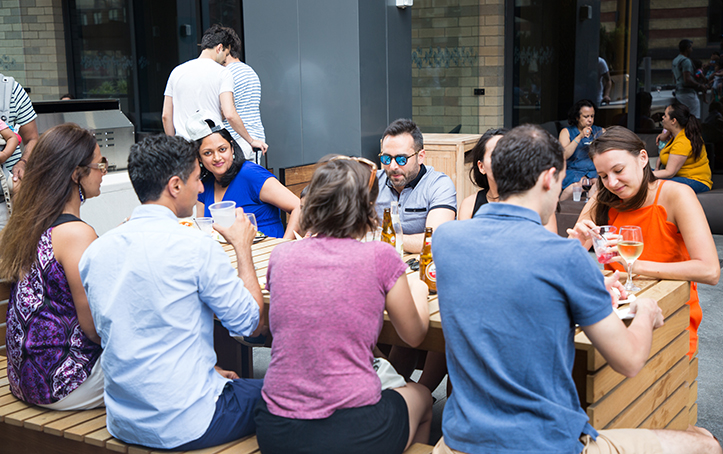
[327,156,377,191]
[378,150,420,167]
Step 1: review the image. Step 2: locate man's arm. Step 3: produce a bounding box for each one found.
[220,91,268,153]
[12,120,39,182]
[581,298,664,377]
[162,96,175,136]
[601,71,612,103]
[403,207,455,253]
[683,70,707,91]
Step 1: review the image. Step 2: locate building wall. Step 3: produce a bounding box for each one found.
[0,0,68,101]
[411,0,504,134]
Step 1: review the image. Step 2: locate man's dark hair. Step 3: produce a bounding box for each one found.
[229,34,243,60]
[382,118,424,152]
[492,124,565,201]
[200,24,238,51]
[679,39,693,54]
[128,135,199,203]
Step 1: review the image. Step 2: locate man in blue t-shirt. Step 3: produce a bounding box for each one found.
[432,124,721,454]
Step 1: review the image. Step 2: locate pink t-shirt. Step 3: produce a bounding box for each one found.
[262,236,408,419]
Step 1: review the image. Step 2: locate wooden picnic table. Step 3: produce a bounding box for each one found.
[236,238,697,431]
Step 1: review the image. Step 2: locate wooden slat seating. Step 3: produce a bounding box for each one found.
[278,162,319,199]
[0,280,432,454]
[572,276,697,431]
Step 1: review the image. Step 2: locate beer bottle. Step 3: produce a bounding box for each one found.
[419,227,436,294]
[381,208,396,247]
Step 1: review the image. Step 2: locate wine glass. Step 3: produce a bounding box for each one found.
[618,226,644,292]
[580,177,592,202]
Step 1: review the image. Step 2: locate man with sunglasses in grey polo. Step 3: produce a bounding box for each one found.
[376,118,457,253]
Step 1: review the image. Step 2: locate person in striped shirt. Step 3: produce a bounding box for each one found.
[0,74,39,183]
[222,42,266,164]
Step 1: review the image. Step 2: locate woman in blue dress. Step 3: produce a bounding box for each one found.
[189,116,300,239]
[558,99,605,200]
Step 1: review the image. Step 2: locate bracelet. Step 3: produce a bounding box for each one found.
[18,158,27,164]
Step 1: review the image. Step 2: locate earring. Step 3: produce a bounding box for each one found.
[233,153,236,159]
[78,183,85,204]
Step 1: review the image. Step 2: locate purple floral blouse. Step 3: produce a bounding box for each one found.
[6,220,101,405]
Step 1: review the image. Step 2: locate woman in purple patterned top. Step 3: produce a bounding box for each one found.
[0,123,107,409]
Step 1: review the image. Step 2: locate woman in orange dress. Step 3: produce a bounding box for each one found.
[569,126,719,358]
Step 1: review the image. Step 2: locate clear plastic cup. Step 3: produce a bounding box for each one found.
[195,217,214,235]
[572,185,582,202]
[591,225,619,264]
[208,201,237,228]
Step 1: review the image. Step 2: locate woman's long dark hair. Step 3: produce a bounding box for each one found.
[588,126,657,226]
[195,120,247,187]
[301,159,379,239]
[667,102,705,161]
[0,123,96,281]
[465,128,508,189]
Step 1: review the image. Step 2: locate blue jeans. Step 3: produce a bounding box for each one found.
[669,176,711,194]
[173,378,263,450]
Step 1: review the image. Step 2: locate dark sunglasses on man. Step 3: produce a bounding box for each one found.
[378,150,420,167]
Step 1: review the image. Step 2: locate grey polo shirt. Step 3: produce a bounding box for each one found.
[375,165,457,235]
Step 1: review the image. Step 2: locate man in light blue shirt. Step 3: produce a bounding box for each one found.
[80,135,264,450]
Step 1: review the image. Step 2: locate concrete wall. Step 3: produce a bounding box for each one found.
[243,0,412,169]
[0,0,68,101]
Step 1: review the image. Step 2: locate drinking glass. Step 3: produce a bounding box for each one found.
[618,225,644,292]
[195,217,214,235]
[208,201,237,227]
[390,202,404,257]
[246,213,258,234]
[591,225,619,264]
[580,177,592,202]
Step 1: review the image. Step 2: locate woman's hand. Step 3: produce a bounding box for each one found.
[567,219,597,246]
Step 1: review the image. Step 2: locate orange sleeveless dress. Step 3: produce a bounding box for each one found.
[606,181,701,358]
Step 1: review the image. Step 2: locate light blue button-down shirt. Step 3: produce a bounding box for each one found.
[79,204,260,449]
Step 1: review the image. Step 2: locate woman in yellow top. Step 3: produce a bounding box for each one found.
[654,102,712,193]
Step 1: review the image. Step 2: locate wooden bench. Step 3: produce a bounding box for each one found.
[0,284,432,454]
[278,162,319,199]
[0,373,433,454]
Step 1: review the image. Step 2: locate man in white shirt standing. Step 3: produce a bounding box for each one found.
[80,135,264,450]
[162,25,267,155]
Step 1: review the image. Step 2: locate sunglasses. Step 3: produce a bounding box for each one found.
[328,156,378,191]
[378,150,420,167]
[85,157,109,174]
